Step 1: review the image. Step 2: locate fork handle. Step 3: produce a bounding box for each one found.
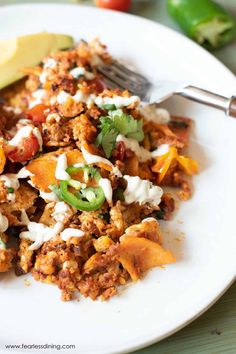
[177,86,236,118]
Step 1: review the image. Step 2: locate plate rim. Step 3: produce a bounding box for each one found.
[0,4,236,354]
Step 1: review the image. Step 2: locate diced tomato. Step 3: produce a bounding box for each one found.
[26,104,47,125]
[7,135,40,163]
[87,78,106,93]
[95,0,131,12]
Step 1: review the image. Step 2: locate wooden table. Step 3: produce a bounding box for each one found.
[1,1,235,353]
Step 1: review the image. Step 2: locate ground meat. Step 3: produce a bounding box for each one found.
[77,251,124,300]
[58,100,84,118]
[172,171,192,200]
[78,210,108,236]
[123,219,161,243]
[106,202,125,240]
[169,116,192,147]
[158,193,175,220]
[17,239,34,274]
[0,180,8,203]
[70,114,97,146]
[0,248,15,272]
[42,119,72,147]
[0,183,38,226]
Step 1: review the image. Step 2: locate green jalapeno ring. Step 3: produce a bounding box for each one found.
[60,181,105,211]
[59,164,105,211]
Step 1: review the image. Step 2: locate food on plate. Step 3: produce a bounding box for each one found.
[0,32,74,89]
[167,0,236,49]
[95,0,131,12]
[0,36,198,301]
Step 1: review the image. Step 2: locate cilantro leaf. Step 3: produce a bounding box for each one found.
[96,108,144,157]
[126,119,144,141]
[100,127,118,158]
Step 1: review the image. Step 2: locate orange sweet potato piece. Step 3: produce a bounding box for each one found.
[118,236,175,281]
[27,149,84,192]
[0,147,6,174]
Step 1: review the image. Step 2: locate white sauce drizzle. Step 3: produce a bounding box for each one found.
[140,105,170,124]
[151,144,170,157]
[60,228,84,242]
[20,221,64,251]
[81,146,122,177]
[17,167,34,179]
[70,67,95,80]
[98,178,113,205]
[40,58,58,84]
[55,154,70,181]
[116,135,169,162]
[116,134,151,162]
[95,95,140,108]
[52,202,71,223]
[56,90,96,107]
[123,175,163,206]
[8,125,43,151]
[0,174,20,202]
[39,191,59,202]
[29,89,46,108]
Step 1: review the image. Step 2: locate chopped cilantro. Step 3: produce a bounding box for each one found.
[96,109,144,158]
[7,187,14,193]
[101,104,117,111]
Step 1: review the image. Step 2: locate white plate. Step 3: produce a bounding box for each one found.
[0,4,236,354]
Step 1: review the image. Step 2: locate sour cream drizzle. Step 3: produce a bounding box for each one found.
[56,90,96,107]
[60,228,84,241]
[40,58,58,84]
[8,126,43,151]
[116,135,169,162]
[123,175,163,206]
[39,190,59,202]
[29,89,46,108]
[70,67,95,80]
[20,221,64,251]
[81,146,122,177]
[52,202,71,223]
[98,178,113,205]
[17,167,34,179]
[140,105,170,124]
[0,174,20,202]
[55,153,70,181]
[116,134,151,162]
[95,95,140,108]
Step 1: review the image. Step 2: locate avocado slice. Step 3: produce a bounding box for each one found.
[0,32,74,90]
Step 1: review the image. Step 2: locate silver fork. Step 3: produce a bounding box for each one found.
[97,61,236,118]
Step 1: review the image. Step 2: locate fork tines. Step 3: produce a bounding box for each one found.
[97,60,151,98]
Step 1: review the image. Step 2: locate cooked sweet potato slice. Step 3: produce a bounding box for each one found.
[27,149,84,192]
[118,236,175,281]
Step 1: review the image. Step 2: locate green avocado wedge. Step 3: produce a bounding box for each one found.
[0,32,74,90]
